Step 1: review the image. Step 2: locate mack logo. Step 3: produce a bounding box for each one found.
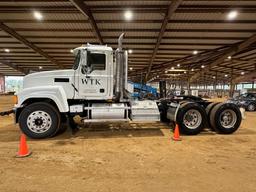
[81,78,101,85]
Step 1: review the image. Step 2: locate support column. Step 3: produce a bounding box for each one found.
[187,70,191,95]
[159,80,167,98]
[0,75,5,93]
[229,67,235,97]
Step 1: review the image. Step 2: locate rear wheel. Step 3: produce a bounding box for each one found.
[19,102,61,139]
[210,103,242,134]
[205,102,220,130]
[176,102,206,135]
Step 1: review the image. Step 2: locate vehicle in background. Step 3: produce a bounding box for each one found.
[227,93,256,111]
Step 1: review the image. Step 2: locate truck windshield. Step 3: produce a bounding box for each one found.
[73,50,81,70]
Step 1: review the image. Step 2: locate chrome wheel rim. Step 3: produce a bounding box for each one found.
[183,109,202,129]
[248,104,255,111]
[27,111,52,133]
[220,109,237,129]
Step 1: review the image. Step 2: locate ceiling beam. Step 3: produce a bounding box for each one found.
[0,35,249,41]
[145,0,183,82]
[216,64,252,72]
[0,41,231,46]
[2,19,256,24]
[1,4,256,13]
[0,60,27,74]
[0,22,63,69]
[234,70,256,83]
[12,28,256,33]
[69,0,103,44]
[130,44,231,77]
[190,33,256,82]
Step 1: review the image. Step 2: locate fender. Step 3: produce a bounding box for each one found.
[16,85,69,112]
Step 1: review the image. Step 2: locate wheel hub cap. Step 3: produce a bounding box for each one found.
[249,105,255,111]
[220,109,237,129]
[27,111,52,133]
[183,109,202,129]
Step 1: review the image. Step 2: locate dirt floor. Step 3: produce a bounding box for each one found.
[0,95,256,192]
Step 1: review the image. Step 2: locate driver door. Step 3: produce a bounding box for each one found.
[78,50,110,99]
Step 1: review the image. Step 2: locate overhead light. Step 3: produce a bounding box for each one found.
[128,49,133,54]
[129,67,133,71]
[227,10,238,20]
[70,49,74,53]
[165,70,168,73]
[191,68,194,71]
[241,72,245,75]
[39,66,43,70]
[213,76,216,79]
[33,11,43,20]
[157,75,159,78]
[225,74,228,77]
[124,10,133,21]
[184,71,187,74]
[193,50,198,55]
[227,56,232,60]
[177,64,180,67]
[201,65,205,68]
[171,67,175,70]
[4,48,10,52]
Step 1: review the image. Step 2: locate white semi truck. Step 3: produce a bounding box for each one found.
[14,34,242,139]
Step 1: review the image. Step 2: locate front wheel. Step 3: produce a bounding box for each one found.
[19,102,61,139]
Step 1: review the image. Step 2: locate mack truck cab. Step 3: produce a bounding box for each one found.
[14,34,242,139]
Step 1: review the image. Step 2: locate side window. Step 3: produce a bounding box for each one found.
[88,52,106,71]
[73,50,81,70]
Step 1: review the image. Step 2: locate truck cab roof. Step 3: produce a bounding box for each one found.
[73,44,113,55]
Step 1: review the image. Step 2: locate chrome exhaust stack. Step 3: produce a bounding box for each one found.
[114,33,128,102]
[118,33,125,51]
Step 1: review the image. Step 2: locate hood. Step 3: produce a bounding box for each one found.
[23,69,74,89]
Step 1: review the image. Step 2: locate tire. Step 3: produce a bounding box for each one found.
[210,103,242,134]
[55,114,68,135]
[205,102,220,130]
[19,102,61,139]
[206,102,219,115]
[247,103,256,111]
[176,102,206,135]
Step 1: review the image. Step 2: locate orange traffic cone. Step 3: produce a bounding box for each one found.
[172,123,181,141]
[16,134,32,158]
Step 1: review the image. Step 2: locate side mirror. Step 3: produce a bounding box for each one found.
[81,65,92,74]
[87,51,92,67]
